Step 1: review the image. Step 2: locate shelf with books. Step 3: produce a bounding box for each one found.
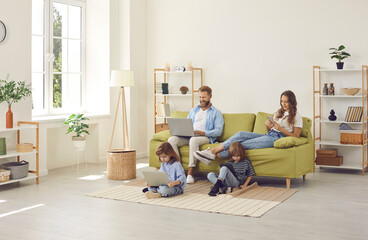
[313,65,368,175]
[153,67,203,133]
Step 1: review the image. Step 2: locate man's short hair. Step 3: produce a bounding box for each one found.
[198,86,212,95]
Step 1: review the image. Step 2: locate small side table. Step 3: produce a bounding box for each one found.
[107,149,136,180]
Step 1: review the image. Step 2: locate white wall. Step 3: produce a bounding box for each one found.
[0,0,32,166]
[146,0,368,136]
[0,0,32,125]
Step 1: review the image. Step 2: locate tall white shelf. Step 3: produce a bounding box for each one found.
[153,68,203,133]
[313,65,368,175]
[0,121,39,186]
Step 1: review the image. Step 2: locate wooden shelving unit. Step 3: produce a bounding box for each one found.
[153,68,203,133]
[0,121,39,185]
[313,65,368,175]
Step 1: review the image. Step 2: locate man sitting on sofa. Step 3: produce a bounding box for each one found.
[168,86,224,184]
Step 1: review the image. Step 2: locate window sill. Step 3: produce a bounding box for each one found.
[32,113,111,123]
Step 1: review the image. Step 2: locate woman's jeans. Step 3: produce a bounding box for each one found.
[207,167,240,188]
[148,185,183,197]
[219,129,285,158]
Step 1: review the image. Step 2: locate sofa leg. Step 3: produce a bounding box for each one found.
[155,167,159,172]
[286,178,291,189]
[303,175,306,181]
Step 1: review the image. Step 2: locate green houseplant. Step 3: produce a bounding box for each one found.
[0,75,32,128]
[329,45,351,69]
[64,113,90,151]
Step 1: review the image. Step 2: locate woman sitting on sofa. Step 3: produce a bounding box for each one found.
[194,90,303,160]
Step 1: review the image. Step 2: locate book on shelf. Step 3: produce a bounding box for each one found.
[155,83,162,93]
[345,106,363,122]
[156,102,171,117]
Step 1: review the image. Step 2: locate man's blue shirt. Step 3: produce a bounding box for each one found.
[187,105,224,144]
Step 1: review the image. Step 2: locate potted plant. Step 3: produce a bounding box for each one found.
[180,86,189,94]
[329,45,351,69]
[64,113,90,151]
[0,74,32,128]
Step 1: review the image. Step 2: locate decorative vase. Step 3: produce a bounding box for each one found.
[336,62,344,70]
[328,83,335,95]
[0,137,6,155]
[328,109,337,121]
[6,105,13,128]
[323,83,328,95]
[72,136,86,151]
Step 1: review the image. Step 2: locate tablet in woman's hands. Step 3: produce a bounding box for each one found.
[266,115,275,123]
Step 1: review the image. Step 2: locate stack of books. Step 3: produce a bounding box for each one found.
[156,103,171,117]
[315,149,343,166]
[345,106,363,122]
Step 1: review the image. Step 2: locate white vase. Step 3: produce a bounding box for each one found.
[72,136,86,151]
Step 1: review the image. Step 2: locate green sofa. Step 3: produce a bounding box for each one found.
[149,111,314,188]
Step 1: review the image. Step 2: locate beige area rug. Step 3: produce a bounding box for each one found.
[87,180,297,218]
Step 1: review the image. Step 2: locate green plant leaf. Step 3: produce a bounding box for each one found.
[338,45,345,51]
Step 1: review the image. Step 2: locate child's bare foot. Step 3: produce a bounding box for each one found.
[145,191,162,199]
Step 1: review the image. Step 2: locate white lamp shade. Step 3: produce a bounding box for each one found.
[110,70,134,87]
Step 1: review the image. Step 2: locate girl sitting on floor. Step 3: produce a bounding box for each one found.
[143,142,187,199]
[207,142,255,196]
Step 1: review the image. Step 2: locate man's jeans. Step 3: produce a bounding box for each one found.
[207,167,239,188]
[148,185,183,197]
[219,130,285,158]
[168,136,210,167]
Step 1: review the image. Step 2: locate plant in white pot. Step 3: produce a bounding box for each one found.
[64,113,89,151]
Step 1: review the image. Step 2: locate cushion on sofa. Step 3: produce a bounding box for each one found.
[301,117,311,138]
[217,113,256,142]
[152,130,171,142]
[253,112,273,134]
[273,137,308,148]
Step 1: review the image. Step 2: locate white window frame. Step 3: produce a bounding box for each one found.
[32,0,86,117]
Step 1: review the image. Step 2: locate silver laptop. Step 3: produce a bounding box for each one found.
[167,118,195,137]
[142,171,169,186]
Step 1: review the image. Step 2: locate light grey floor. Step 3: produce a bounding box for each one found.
[1,158,367,240]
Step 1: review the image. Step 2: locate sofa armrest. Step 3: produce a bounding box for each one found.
[152,130,172,142]
[273,137,308,149]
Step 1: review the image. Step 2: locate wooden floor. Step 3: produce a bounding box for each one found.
[1,158,368,240]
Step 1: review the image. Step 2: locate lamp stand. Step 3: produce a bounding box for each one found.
[110,87,130,150]
[107,86,136,180]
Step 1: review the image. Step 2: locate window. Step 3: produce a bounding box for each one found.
[32,0,85,116]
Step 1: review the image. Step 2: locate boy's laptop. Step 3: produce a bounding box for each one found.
[167,118,195,137]
[142,171,169,186]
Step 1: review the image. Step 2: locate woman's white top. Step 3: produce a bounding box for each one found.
[272,111,303,133]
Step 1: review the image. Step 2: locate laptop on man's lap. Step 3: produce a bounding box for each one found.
[168,118,197,137]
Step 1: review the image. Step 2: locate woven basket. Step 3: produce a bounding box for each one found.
[17,143,33,152]
[107,149,136,180]
[0,169,10,183]
[340,130,364,145]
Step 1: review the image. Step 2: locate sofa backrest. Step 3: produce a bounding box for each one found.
[217,113,256,142]
[168,111,312,142]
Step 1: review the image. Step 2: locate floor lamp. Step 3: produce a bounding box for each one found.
[107,70,136,180]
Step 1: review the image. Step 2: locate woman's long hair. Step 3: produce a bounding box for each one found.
[276,90,297,125]
[156,142,180,164]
